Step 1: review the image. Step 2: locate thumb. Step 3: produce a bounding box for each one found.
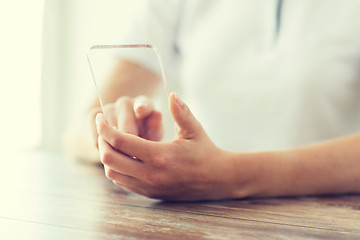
[169,92,202,139]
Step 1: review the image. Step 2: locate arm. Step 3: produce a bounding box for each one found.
[241,133,360,198]
[96,93,360,201]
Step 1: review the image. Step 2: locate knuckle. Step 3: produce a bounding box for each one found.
[101,151,113,165]
[109,135,122,149]
[136,95,148,101]
[135,96,151,106]
[151,150,170,170]
[116,96,132,107]
[105,168,116,180]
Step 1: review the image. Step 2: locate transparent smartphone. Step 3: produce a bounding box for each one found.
[87,44,175,142]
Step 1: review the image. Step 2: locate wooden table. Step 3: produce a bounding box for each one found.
[1,151,359,239]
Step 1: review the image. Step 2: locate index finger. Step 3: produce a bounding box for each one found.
[133,95,155,119]
[96,113,161,161]
[98,136,145,178]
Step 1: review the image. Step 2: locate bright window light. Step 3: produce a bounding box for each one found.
[0,1,44,152]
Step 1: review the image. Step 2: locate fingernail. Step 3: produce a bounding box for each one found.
[175,93,184,109]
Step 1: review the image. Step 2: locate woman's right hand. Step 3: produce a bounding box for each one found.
[89,96,163,148]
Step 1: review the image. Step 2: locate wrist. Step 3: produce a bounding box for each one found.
[227,150,293,199]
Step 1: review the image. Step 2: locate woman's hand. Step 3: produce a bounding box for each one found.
[96,93,244,201]
[90,95,163,147]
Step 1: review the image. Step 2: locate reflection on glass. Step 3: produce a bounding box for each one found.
[87,44,175,142]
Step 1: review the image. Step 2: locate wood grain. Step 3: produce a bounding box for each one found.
[0,151,359,239]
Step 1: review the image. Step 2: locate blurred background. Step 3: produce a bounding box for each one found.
[0,0,139,154]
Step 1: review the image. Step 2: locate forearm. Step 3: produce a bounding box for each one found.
[231,133,360,198]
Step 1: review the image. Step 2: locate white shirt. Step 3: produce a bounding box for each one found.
[122,0,360,151]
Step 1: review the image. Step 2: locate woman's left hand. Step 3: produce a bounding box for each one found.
[96,92,244,201]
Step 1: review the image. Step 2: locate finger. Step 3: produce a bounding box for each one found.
[103,164,141,186]
[103,164,150,197]
[143,111,163,141]
[102,104,118,127]
[169,92,203,139]
[98,137,144,178]
[89,107,103,147]
[133,95,155,119]
[113,179,150,197]
[96,113,161,161]
[115,97,138,135]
